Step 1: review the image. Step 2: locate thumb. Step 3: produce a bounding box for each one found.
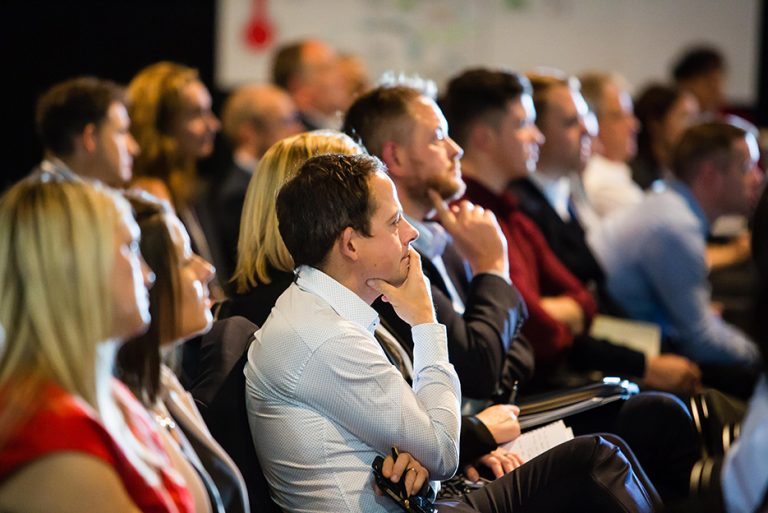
[464,465,480,483]
[367,278,396,300]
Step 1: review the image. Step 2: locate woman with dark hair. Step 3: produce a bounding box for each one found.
[630,83,699,189]
[117,193,250,513]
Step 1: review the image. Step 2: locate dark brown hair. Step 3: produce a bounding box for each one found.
[117,193,180,406]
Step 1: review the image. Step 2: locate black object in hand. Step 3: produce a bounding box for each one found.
[372,455,436,513]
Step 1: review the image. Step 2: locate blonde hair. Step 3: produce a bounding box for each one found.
[128,61,200,209]
[233,130,362,292]
[0,179,127,414]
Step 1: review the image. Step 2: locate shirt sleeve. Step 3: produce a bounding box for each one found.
[643,225,760,366]
[296,323,461,480]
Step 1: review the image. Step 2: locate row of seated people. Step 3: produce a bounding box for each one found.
[1,63,764,512]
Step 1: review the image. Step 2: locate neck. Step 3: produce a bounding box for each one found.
[536,161,570,179]
[317,261,377,305]
[396,186,432,222]
[687,180,721,224]
[461,152,510,195]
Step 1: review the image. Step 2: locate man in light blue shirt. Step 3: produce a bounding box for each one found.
[591,122,761,369]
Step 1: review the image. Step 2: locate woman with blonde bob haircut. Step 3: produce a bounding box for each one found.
[222,130,362,325]
[0,179,194,513]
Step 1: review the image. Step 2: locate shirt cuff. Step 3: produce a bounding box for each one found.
[411,322,449,369]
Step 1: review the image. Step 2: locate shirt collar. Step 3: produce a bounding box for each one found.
[295,265,380,334]
[530,172,571,217]
[668,179,710,237]
[406,215,449,260]
[40,157,81,182]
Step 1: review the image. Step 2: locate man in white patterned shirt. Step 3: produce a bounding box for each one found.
[243,152,662,513]
[244,153,461,512]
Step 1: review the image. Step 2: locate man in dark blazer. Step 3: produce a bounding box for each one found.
[507,73,613,309]
[343,80,530,404]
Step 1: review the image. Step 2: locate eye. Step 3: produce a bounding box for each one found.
[129,240,141,254]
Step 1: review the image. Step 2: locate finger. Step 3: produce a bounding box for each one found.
[427,189,454,225]
[510,453,525,469]
[510,405,520,417]
[391,453,411,482]
[403,465,418,496]
[412,466,429,495]
[366,278,396,299]
[500,453,516,474]
[484,455,504,479]
[464,465,480,483]
[381,454,395,479]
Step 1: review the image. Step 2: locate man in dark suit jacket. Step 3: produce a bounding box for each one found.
[507,73,613,308]
[212,84,303,285]
[343,81,529,405]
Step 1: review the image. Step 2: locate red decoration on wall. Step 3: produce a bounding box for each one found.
[244,0,274,50]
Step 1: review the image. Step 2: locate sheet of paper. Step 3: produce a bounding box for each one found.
[590,314,661,359]
[501,420,574,462]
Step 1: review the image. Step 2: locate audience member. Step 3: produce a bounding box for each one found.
[342,80,530,403]
[441,68,701,397]
[579,72,644,218]
[31,76,139,187]
[220,130,530,491]
[117,194,250,513]
[720,185,768,513]
[591,122,762,385]
[245,152,661,512]
[630,83,700,189]
[508,72,612,308]
[672,45,727,118]
[128,61,223,295]
[214,83,303,284]
[338,52,373,109]
[272,39,347,130]
[225,130,363,325]
[0,179,191,512]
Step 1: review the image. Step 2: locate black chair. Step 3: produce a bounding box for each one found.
[186,316,281,513]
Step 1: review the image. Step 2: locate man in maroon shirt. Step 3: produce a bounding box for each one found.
[440,68,700,395]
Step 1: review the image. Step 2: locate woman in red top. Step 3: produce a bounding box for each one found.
[0,179,193,513]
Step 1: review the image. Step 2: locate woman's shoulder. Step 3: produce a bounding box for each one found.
[0,381,121,482]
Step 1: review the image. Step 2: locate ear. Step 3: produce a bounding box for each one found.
[80,123,98,154]
[338,226,360,262]
[470,123,494,152]
[380,140,406,178]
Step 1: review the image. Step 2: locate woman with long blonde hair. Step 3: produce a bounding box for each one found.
[221,130,362,325]
[0,178,193,512]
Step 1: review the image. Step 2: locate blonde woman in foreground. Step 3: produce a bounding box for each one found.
[0,179,193,513]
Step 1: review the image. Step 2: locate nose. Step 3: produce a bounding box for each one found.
[194,255,216,284]
[531,125,545,145]
[141,257,156,290]
[129,133,141,157]
[447,136,464,161]
[401,217,419,245]
[208,111,221,133]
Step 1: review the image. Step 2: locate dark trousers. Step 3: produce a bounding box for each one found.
[437,435,661,513]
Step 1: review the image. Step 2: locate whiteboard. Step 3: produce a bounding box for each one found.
[216,0,761,104]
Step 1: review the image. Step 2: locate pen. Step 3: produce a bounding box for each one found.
[509,380,519,405]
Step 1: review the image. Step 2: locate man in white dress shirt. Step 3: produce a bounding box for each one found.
[244,153,461,512]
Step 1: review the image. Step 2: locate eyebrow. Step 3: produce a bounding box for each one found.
[387,209,402,224]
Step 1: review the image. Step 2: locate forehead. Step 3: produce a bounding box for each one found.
[181,80,211,108]
[548,85,587,116]
[104,101,130,127]
[408,96,446,129]
[301,41,336,66]
[369,171,399,215]
[165,214,191,252]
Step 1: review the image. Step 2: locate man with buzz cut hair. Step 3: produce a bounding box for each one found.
[32,76,139,187]
[245,152,661,513]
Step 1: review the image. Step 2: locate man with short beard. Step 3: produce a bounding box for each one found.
[343,81,530,406]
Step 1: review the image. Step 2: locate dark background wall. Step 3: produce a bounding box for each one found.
[1,0,766,191]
